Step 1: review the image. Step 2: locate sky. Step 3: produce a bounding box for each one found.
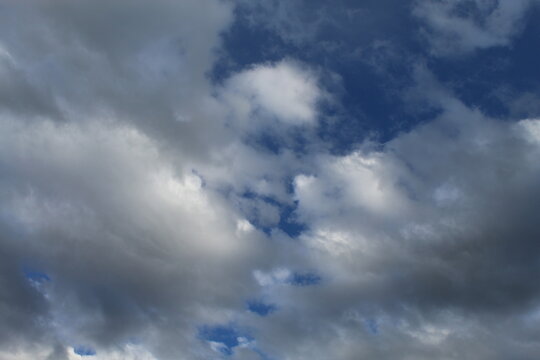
[1,0,540,359]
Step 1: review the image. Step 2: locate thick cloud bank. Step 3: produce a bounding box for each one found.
[1,1,540,360]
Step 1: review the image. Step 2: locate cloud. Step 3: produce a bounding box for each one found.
[414,0,538,56]
[0,2,322,358]
[220,60,323,127]
[1,0,540,359]
[0,0,235,160]
[0,114,283,357]
[268,102,540,359]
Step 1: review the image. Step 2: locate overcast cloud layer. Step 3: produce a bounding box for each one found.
[2,1,540,359]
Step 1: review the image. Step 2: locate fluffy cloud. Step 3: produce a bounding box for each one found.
[0,114,281,358]
[1,1,540,359]
[0,1,324,358]
[276,103,540,359]
[219,60,323,127]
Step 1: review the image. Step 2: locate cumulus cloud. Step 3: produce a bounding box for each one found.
[277,103,540,359]
[219,60,323,127]
[0,114,281,358]
[1,1,540,360]
[204,118,540,359]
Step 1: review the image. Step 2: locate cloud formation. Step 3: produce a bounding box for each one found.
[1,1,540,360]
[414,0,538,56]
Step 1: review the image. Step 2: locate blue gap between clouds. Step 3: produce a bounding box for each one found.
[426,6,540,120]
[288,272,321,286]
[240,191,306,238]
[213,1,437,154]
[22,267,51,284]
[199,325,252,356]
[364,318,379,335]
[213,0,540,153]
[247,300,276,316]
[244,127,312,157]
[74,346,96,356]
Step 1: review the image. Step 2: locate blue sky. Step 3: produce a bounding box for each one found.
[1,1,540,359]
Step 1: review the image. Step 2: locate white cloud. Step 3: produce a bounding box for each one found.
[293,151,408,224]
[414,0,537,56]
[518,118,540,143]
[221,60,322,127]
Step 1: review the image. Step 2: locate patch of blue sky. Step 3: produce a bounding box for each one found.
[213,1,432,150]
[247,300,276,316]
[22,267,51,284]
[364,318,379,335]
[215,0,540,155]
[244,131,285,155]
[427,12,540,120]
[276,202,306,238]
[287,272,321,287]
[251,128,313,156]
[199,324,253,356]
[73,346,96,356]
[236,191,273,235]
[238,191,306,238]
[210,9,289,84]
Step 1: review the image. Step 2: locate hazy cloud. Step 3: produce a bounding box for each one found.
[414,0,538,56]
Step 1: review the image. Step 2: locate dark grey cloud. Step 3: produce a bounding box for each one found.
[0,0,237,162]
[282,89,540,359]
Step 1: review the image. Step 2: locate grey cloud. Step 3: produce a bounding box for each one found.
[0,117,299,360]
[275,99,540,359]
[0,0,235,161]
[0,2,328,356]
[2,1,540,359]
